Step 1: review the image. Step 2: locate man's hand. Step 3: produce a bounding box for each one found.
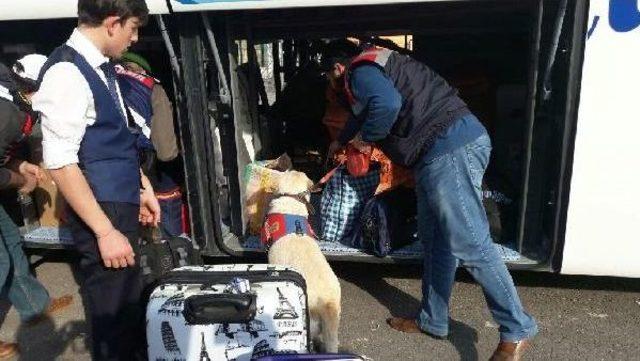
[6,160,44,194]
[18,161,44,181]
[49,164,134,269]
[96,228,135,268]
[350,133,372,154]
[17,162,45,194]
[139,187,161,227]
[17,172,38,194]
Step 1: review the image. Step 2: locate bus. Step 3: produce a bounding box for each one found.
[1,0,638,278]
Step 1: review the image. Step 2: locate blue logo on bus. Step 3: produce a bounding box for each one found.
[588,0,639,38]
[609,0,640,32]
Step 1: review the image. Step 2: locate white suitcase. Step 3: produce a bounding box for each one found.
[147,264,309,361]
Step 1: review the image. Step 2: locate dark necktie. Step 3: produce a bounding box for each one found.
[99,61,127,123]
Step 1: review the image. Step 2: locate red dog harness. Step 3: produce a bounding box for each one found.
[260,213,316,249]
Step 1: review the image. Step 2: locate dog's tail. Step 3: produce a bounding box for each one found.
[319,300,341,353]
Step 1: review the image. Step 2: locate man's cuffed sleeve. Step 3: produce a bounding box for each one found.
[32,62,90,169]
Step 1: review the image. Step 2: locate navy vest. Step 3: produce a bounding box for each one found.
[39,46,140,204]
[116,67,182,193]
[116,66,155,151]
[346,48,470,167]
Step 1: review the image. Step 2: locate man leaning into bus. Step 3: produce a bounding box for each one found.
[322,40,538,361]
[33,1,160,359]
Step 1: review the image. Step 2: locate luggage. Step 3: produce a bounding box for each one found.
[320,165,379,243]
[254,354,364,361]
[146,264,309,361]
[243,154,293,235]
[350,187,417,257]
[139,227,197,292]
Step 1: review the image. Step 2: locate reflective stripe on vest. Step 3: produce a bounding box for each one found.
[344,47,394,113]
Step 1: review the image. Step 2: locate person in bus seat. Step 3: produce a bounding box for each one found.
[116,51,186,238]
[0,56,73,360]
[322,40,538,361]
[32,1,160,359]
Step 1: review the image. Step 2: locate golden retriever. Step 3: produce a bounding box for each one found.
[264,170,341,353]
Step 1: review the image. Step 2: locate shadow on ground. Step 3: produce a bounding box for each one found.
[336,263,479,361]
[331,261,640,292]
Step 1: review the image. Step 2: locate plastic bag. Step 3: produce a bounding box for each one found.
[243,154,292,234]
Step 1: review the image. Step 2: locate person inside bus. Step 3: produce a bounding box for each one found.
[32,1,160,359]
[116,51,186,238]
[321,40,538,360]
[0,55,73,360]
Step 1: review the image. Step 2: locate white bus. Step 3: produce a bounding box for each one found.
[2,0,638,278]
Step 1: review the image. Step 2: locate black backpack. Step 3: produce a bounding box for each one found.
[350,187,417,257]
[139,227,198,293]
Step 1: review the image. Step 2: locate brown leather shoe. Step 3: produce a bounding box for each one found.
[26,295,74,326]
[489,339,532,361]
[0,341,18,359]
[44,295,73,315]
[386,317,447,340]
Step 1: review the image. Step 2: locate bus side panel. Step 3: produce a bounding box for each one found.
[562,0,640,278]
[169,0,457,12]
[0,0,168,21]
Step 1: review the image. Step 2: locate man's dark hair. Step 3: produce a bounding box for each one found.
[319,40,361,71]
[78,0,149,26]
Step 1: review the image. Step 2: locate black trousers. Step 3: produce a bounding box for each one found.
[68,202,145,361]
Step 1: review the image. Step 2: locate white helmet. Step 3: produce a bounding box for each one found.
[13,54,48,82]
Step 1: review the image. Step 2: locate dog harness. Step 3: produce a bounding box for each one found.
[260,213,316,248]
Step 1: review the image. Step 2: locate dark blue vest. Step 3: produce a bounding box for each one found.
[116,68,182,193]
[116,67,155,151]
[39,46,140,204]
[346,48,470,167]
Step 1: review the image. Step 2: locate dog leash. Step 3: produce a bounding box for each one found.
[309,164,341,193]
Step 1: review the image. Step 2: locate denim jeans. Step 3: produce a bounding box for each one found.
[414,127,538,342]
[0,203,49,321]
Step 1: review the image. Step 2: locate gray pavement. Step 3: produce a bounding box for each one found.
[0,257,639,360]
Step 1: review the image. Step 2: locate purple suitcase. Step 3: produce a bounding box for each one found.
[254,354,364,361]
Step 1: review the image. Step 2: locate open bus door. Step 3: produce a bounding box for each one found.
[560,0,640,278]
[514,0,590,272]
[172,0,579,264]
[175,10,252,257]
[172,0,640,277]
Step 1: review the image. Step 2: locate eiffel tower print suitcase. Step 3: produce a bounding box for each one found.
[146,264,309,361]
[254,354,364,360]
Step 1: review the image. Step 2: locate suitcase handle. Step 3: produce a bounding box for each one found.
[183,293,257,324]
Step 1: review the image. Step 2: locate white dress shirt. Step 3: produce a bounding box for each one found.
[33,28,127,170]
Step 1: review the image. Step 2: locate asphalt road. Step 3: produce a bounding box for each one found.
[0,256,638,360]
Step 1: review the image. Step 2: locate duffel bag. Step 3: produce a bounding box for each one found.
[350,187,417,257]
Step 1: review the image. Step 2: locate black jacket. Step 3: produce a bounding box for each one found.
[0,63,27,188]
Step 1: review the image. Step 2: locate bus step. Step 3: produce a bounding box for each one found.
[22,226,75,250]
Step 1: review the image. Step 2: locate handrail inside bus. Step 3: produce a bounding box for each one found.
[202,13,232,105]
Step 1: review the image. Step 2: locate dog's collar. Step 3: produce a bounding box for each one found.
[271,191,315,215]
[260,213,316,249]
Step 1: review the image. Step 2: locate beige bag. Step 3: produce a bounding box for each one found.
[243,154,292,234]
